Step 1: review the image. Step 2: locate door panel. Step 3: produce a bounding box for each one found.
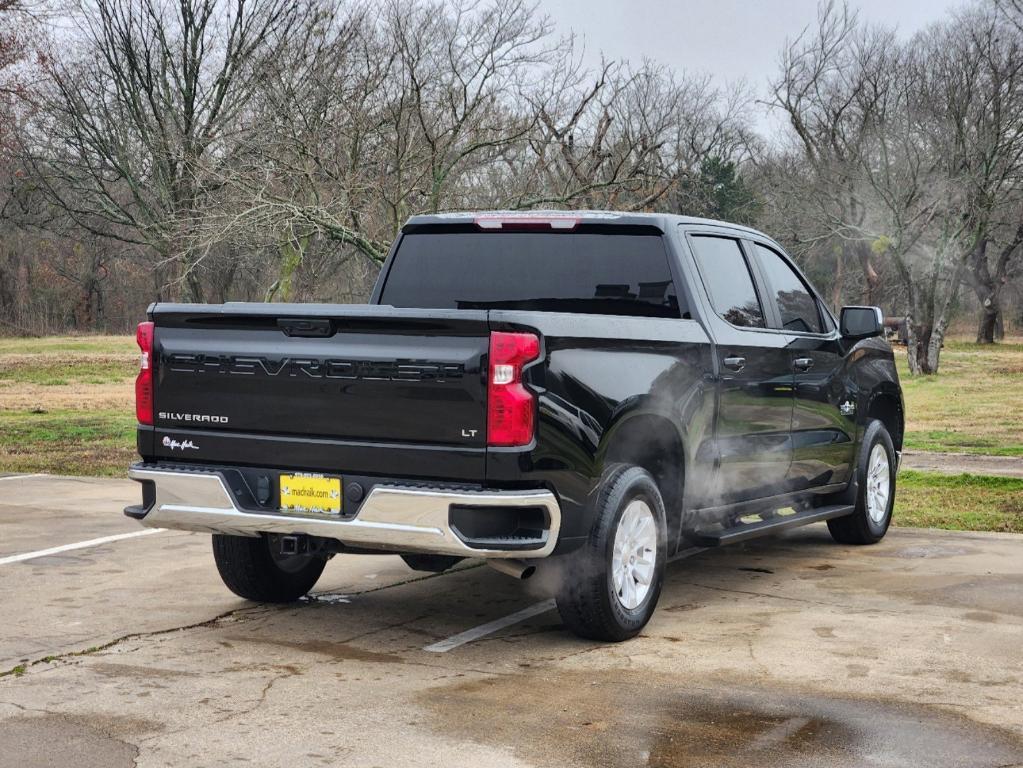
[786,335,856,488]
[749,242,856,489]
[687,234,794,504]
[715,331,794,501]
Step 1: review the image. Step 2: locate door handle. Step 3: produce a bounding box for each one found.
[278,318,333,337]
[793,357,814,371]
[722,356,746,371]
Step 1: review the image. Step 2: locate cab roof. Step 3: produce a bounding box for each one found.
[402,210,770,240]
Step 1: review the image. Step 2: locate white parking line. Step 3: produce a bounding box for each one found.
[423,599,556,653]
[0,528,165,566]
[0,473,47,482]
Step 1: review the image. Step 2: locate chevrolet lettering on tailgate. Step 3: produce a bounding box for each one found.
[163,354,465,382]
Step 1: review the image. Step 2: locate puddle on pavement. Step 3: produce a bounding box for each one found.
[421,670,1023,767]
[224,635,403,664]
[963,611,1000,623]
[901,573,1023,616]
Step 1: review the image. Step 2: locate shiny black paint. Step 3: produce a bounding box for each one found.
[151,305,490,469]
[678,228,796,507]
[485,311,715,547]
[786,334,857,490]
[138,213,903,558]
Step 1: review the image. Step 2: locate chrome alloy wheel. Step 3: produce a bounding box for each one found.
[866,443,891,524]
[612,499,657,610]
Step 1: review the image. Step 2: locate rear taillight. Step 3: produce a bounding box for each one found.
[487,331,540,447]
[135,321,154,425]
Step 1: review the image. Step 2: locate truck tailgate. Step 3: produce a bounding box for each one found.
[146,304,490,480]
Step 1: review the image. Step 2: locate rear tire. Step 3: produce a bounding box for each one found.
[212,534,326,602]
[827,419,896,545]
[555,465,667,642]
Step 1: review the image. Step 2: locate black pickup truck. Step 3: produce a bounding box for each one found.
[126,212,903,641]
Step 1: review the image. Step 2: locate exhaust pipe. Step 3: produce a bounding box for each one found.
[487,559,536,580]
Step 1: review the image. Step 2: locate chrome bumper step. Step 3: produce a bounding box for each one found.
[127,466,560,559]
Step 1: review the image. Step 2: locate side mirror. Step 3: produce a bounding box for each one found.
[840,306,884,341]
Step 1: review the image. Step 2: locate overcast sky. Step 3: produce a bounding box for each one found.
[540,0,962,132]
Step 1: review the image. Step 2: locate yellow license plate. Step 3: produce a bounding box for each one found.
[279,474,342,514]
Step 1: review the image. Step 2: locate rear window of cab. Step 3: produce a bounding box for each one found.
[380,228,687,319]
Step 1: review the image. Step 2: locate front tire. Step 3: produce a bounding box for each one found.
[212,533,326,602]
[555,465,667,642]
[827,419,897,545]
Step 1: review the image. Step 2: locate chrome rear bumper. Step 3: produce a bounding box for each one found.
[127,466,560,559]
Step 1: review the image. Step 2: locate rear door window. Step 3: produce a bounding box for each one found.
[689,236,766,328]
[753,244,823,334]
[379,229,686,319]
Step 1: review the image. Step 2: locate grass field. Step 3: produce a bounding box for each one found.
[0,336,137,477]
[895,470,1023,533]
[897,338,1023,456]
[1,334,1020,530]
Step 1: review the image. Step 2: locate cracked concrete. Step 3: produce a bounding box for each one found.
[1,474,1022,767]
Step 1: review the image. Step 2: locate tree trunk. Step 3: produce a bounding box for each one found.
[185,270,205,303]
[265,233,309,302]
[153,249,172,302]
[852,240,880,305]
[903,275,926,375]
[969,239,999,344]
[976,296,999,344]
[922,255,968,374]
[182,249,206,303]
[906,319,932,375]
[924,328,943,374]
[830,247,843,311]
[968,224,1023,345]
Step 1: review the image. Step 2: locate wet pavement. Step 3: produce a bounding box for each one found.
[1,474,1022,768]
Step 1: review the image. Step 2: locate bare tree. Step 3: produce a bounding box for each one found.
[965,213,1023,341]
[995,0,1023,32]
[200,0,560,299]
[515,52,751,214]
[765,0,1023,371]
[935,6,1023,343]
[3,0,1021,345]
[767,1,895,306]
[21,0,301,301]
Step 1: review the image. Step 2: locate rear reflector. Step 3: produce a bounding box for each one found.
[487,331,541,447]
[135,321,154,425]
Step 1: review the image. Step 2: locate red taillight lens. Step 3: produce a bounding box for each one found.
[487,331,540,447]
[135,321,154,425]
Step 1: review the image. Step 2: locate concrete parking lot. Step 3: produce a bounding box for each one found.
[1,473,1022,768]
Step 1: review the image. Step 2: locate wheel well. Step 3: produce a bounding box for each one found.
[867,393,904,451]
[604,415,685,527]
